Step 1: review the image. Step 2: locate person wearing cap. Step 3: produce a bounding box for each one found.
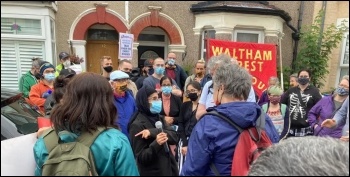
[44,69,77,116]
[18,57,43,98]
[55,52,71,77]
[110,70,137,139]
[135,58,154,90]
[29,62,56,113]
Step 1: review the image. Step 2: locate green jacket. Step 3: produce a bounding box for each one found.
[55,64,64,77]
[18,71,38,98]
[33,128,140,176]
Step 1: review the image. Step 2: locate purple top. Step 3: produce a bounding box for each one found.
[258,90,269,106]
[308,95,344,138]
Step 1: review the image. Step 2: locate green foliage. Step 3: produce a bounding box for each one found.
[277,66,293,91]
[293,10,347,89]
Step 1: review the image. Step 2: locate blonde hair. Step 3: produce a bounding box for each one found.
[267,85,283,96]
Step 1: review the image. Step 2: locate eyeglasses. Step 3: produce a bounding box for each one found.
[186,89,198,94]
[148,97,160,101]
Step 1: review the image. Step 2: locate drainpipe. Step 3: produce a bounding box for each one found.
[125,1,129,28]
[318,1,327,51]
[291,1,304,71]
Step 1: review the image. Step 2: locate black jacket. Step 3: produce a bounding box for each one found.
[129,112,179,176]
[159,94,182,125]
[177,101,197,146]
[281,85,322,128]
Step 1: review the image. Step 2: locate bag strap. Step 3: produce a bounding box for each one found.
[280,104,287,118]
[203,110,265,176]
[76,127,107,147]
[203,111,243,133]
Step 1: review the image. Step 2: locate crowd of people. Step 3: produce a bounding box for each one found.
[18,52,349,176]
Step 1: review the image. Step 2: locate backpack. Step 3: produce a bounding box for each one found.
[41,127,107,176]
[202,110,272,176]
[261,103,287,118]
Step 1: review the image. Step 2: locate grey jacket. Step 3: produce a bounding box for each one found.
[334,96,349,136]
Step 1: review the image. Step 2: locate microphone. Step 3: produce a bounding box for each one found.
[155,121,170,153]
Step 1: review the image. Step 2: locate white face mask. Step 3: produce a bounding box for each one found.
[63,60,71,68]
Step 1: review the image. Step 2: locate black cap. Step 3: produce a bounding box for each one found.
[59,69,76,78]
[59,52,70,60]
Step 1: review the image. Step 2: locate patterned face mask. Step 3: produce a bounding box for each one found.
[336,86,349,96]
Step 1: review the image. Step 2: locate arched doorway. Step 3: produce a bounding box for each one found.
[138,27,169,69]
[85,24,119,74]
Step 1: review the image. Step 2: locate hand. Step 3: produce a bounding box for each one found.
[165,116,174,125]
[171,86,182,97]
[37,127,51,138]
[156,132,168,145]
[321,119,336,128]
[181,146,188,156]
[340,131,349,142]
[135,129,151,139]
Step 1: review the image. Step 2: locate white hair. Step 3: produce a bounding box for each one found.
[249,137,349,176]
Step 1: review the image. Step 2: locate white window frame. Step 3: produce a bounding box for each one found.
[200,29,216,60]
[335,31,349,86]
[233,29,264,43]
[138,27,169,56]
[1,14,46,40]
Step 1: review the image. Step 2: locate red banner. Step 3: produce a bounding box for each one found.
[207,39,277,97]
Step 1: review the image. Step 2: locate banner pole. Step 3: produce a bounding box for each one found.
[278,32,284,91]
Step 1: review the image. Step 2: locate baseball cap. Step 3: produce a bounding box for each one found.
[110,70,130,81]
[59,52,70,60]
[59,68,76,78]
[144,59,154,67]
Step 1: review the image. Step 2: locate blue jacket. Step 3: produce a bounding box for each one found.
[113,90,137,139]
[33,128,139,176]
[180,102,279,176]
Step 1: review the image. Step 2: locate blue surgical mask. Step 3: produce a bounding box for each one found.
[155,67,165,75]
[161,86,172,95]
[168,59,175,66]
[44,73,55,81]
[150,100,162,114]
[336,86,349,96]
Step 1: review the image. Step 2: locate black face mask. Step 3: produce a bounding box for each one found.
[125,72,132,77]
[103,66,113,73]
[298,77,310,85]
[188,93,199,101]
[148,68,154,75]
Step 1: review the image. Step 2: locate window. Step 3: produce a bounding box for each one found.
[201,29,216,60]
[233,29,264,43]
[50,19,56,64]
[1,18,42,36]
[337,32,349,84]
[87,29,118,40]
[1,40,45,90]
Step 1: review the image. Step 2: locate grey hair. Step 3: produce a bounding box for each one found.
[32,58,43,68]
[341,75,349,83]
[248,137,349,176]
[213,63,252,100]
[269,76,280,85]
[290,73,298,79]
[206,54,232,73]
